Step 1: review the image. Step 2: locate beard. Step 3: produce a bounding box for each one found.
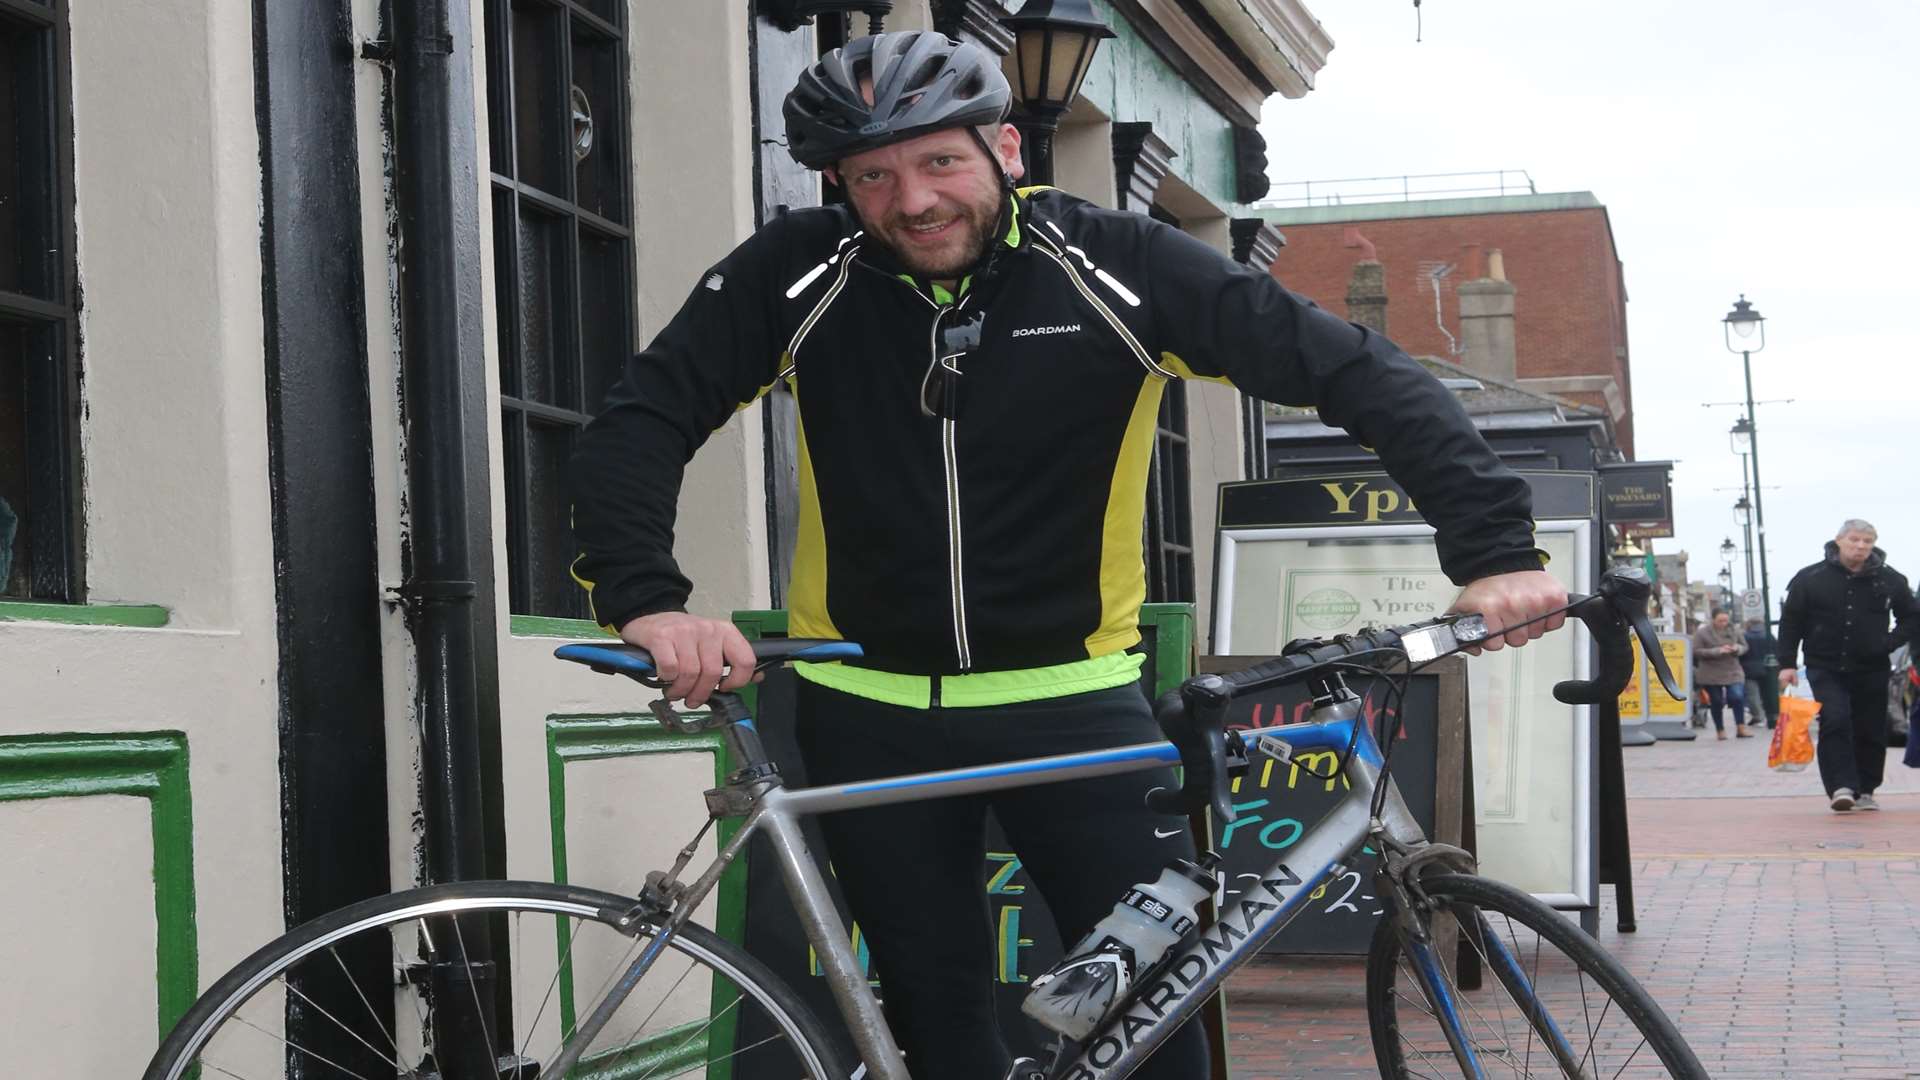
[876,194,1002,280]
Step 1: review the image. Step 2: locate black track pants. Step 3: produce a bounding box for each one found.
[1806,666,1890,797]
[794,679,1212,1080]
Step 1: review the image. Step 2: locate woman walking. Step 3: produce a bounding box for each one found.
[1693,609,1752,740]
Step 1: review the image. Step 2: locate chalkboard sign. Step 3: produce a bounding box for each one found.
[1197,656,1471,956]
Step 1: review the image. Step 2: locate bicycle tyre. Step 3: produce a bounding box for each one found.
[144,879,854,1080]
[1366,872,1705,1079]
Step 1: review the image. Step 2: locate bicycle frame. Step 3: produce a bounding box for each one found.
[575,686,1447,1080]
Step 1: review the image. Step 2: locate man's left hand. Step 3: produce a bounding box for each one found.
[1450,570,1568,651]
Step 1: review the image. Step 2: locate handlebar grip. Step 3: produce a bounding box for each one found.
[1550,593,1631,705]
[1146,677,1238,825]
[1551,567,1661,705]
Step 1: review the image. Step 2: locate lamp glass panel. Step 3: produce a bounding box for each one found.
[1728,315,1760,339]
[1730,427,1751,454]
[1014,32,1049,103]
[1043,29,1094,104]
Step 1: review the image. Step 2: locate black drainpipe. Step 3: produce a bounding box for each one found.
[390,0,498,1065]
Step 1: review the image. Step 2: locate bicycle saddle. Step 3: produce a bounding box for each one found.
[555,638,864,684]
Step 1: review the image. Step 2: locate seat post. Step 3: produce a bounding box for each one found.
[712,691,776,774]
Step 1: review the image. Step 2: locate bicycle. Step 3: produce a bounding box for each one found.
[145,567,1703,1080]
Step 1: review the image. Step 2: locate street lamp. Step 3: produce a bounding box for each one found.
[1723,295,1775,644]
[1002,0,1114,186]
[1720,537,1736,564]
[1732,497,1750,527]
[1717,566,1733,606]
[1729,417,1753,455]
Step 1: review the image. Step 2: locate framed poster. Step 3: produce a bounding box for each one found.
[1211,473,1596,909]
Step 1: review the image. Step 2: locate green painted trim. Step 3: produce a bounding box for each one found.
[1254,191,1603,227]
[571,1019,709,1080]
[0,732,197,1044]
[511,613,613,639]
[0,600,171,627]
[1139,603,1196,698]
[544,714,745,1066]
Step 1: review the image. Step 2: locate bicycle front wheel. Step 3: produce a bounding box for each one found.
[144,880,851,1080]
[1366,873,1705,1079]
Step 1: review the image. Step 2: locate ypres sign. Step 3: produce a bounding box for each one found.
[1597,462,1674,537]
[1218,470,1597,529]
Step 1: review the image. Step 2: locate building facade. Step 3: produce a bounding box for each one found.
[0,0,1328,1072]
[1255,191,1637,456]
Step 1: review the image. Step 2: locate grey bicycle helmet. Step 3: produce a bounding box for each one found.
[784,31,1012,170]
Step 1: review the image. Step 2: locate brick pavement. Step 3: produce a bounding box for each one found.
[1222,730,1920,1078]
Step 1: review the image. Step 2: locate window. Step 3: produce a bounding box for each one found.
[1145,379,1194,604]
[1,0,81,601]
[483,0,634,618]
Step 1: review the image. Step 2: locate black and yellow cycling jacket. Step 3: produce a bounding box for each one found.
[570,188,1543,690]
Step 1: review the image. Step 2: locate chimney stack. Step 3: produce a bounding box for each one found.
[1457,246,1517,382]
[1343,227,1387,333]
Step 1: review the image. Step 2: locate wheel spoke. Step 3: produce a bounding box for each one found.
[230,1013,381,1080]
[328,942,404,1064]
[451,915,504,1072]
[519,911,585,1063]
[282,975,406,1072]
[635,990,749,1080]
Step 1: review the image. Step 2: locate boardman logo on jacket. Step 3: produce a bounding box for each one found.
[1010,323,1082,338]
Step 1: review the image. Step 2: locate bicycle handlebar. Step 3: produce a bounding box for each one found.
[1146,567,1680,824]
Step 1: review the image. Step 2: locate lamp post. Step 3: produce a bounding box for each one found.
[1729,416,1757,592]
[1717,566,1734,610]
[1732,494,1756,592]
[1723,296,1774,633]
[1001,0,1113,186]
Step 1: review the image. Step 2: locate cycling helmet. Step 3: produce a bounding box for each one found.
[784,31,1012,170]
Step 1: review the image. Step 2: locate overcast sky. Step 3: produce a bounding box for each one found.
[1256,0,1919,617]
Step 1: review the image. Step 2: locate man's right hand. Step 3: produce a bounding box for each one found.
[618,612,759,707]
[1778,666,1799,688]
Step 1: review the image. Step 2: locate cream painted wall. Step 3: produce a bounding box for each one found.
[0,6,287,1078]
[1,797,159,1078]
[630,0,770,622]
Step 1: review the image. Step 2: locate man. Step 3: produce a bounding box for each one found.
[1740,617,1777,729]
[571,32,1566,1079]
[1778,519,1920,812]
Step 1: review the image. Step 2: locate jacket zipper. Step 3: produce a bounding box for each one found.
[912,285,975,672]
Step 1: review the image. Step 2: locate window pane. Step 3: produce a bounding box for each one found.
[2,23,59,299]
[0,321,52,598]
[577,223,628,414]
[481,0,514,173]
[569,17,623,223]
[573,0,619,26]
[511,0,569,196]
[491,187,520,396]
[525,418,587,618]
[516,203,575,406]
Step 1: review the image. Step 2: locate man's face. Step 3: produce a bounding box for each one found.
[831,125,1022,281]
[1837,529,1876,570]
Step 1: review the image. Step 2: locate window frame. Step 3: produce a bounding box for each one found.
[1,0,84,603]
[482,0,636,619]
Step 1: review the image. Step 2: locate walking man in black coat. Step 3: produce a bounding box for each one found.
[1778,519,1920,812]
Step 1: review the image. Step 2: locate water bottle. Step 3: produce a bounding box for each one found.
[1020,852,1219,1040]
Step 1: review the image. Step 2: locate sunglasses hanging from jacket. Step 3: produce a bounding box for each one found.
[921,309,985,421]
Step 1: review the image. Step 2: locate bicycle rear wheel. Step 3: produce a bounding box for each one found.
[144,880,851,1080]
[1366,872,1705,1079]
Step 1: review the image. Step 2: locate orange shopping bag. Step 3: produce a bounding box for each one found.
[1769,693,1819,772]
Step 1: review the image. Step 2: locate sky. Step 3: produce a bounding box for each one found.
[1255,0,1920,620]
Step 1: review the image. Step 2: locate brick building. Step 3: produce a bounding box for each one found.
[1256,192,1636,455]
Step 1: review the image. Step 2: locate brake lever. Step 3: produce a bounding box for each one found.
[1630,606,1683,700]
[1550,567,1667,705]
